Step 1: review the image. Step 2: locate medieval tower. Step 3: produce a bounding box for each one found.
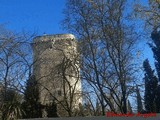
[32,34,82,116]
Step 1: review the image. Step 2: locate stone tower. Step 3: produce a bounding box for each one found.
[32,34,82,116]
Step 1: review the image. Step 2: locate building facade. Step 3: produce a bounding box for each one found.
[32,34,82,116]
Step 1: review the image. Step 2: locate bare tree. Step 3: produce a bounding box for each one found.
[63,0,139,114]
[134,0,160,30]
[0,26,36,119]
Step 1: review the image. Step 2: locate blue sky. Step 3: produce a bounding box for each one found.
[0,0,67,35]
[0,0,155,67]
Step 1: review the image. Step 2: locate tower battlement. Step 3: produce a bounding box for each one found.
[33,34,75,43]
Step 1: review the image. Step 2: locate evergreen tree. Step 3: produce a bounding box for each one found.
[45,100,58,117]
[136,85,143,112]
[150,30,160,113]
[143,59,157,112]
[22,75,42,118]
[150,30,160,81]
[155,84,160,112]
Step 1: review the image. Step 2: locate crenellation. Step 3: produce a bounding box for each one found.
[33,34,75,43]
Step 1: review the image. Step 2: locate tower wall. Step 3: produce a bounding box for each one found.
[32,34,82,116]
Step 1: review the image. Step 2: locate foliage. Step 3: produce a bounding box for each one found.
[150,30,160,113]
[45,101,58,117]
[150,30,160,80]
[0,89,23,120]
[143,59,157,112]
[22,75,43,118]
[155,85,160,112]
[134,0,160,113]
